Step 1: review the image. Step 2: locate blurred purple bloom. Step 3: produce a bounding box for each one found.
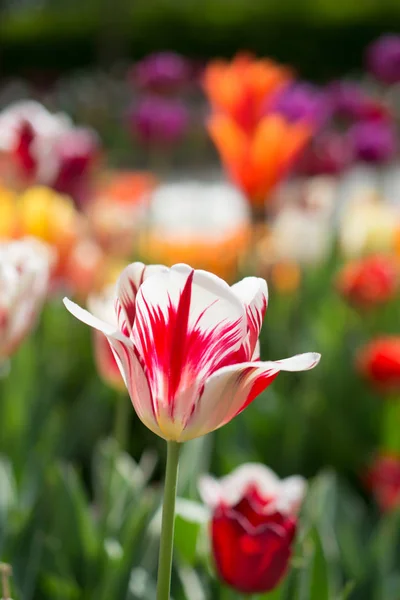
[349,120,397,164]
[132,52,191,93]
[270,82,331,128]
[128,96,189,145]
[366,35,400,85]
[329,80,389,122]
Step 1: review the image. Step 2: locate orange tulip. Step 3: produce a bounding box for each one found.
[203,53,291,134]
[101,171,157,204]
[208,114,311,208]
[90,171,157,257]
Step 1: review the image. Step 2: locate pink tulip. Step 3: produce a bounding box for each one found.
[0,238,53,359]
[64,262,320,441]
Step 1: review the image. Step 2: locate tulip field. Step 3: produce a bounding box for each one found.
[3,35,400,600]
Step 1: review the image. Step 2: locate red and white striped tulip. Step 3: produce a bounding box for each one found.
[87,285,125,391]
[64,262,320,441]
[0,237,53,359]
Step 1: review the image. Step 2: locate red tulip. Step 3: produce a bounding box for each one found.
[64,263,320,441]
[357,337,400,392]
[365,453,400,511]
[336,255,399,309]
[199,464,306,594]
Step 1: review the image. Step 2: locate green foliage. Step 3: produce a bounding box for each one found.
[1,0,400,79]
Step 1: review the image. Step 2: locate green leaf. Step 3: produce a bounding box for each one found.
[41,573,81,600]
[295,528,330,600]
[43,463,99,589]
[178,436,213,498]
[0,456,16,543]
[177,564,207,600]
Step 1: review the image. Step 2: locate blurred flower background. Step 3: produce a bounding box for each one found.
[2,0,400,598]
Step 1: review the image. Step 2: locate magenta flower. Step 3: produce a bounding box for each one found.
[128,96,189,146]
[53,128,100,209]
[131,52,191,94]
[328,80,389,122]
[270,82,331,128]
[296,130,354,176]
[0,100,99,208]
[349,119,397,164]
[366,35,400,85]
[64,262,320,441]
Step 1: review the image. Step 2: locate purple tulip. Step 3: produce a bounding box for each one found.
[128,96,189,145]
[131,52,191,94]
[366,35,400,85]
[328,80,389,122]
[349,120,397,164]
[270,82,332,128]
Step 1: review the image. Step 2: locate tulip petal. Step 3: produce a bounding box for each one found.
[115,262,146,335]
[231,277,268,359]
[181,353,320,441]
[132,263,247,437]
[199,464,280,509]
[251,340,261,361]
[64,297,120,337]
[64,297,162,436]
[115,262,169,336]
[278,476,307,514]
[212,504,294,594]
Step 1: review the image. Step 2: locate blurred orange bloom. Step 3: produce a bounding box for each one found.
[203,53,291,134]
[209,114,311,208]
[64,238,105,300]
[336,255,399,309]
[90,171,157,257]
[100,171,157,205]
[271,261,302,295]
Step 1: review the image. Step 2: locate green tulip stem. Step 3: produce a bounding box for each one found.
[156,440,181,600]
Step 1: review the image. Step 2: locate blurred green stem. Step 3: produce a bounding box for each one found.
[156,441,181,600]
[0,563,12,599]
[382,396,400,452]
[114,390,129,451]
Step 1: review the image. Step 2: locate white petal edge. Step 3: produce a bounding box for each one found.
[63,297,123,339]
[199,463,280,509]
[231,276,269,311]
[199,465,307,516]
[180,353,321,441]
[277,476,307,515]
